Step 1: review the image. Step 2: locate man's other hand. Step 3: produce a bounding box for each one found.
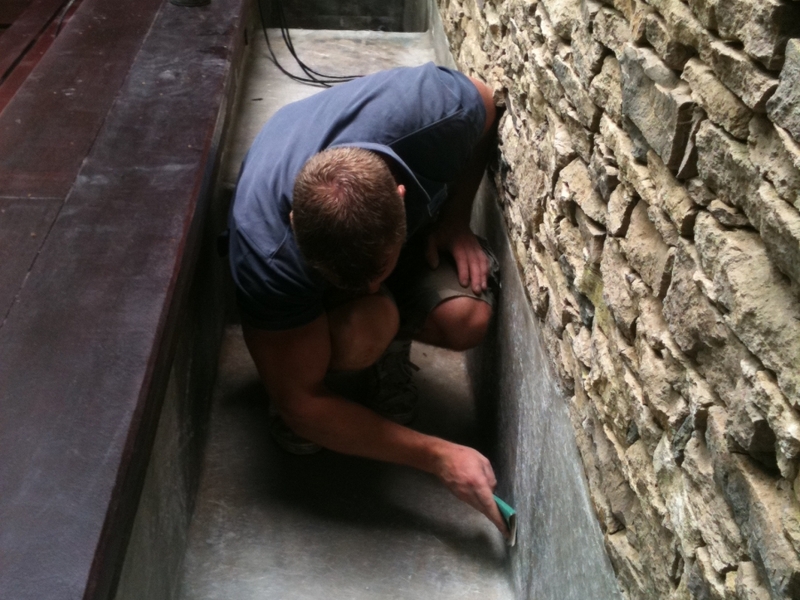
[435,443,510,539]
[426,226,489,296]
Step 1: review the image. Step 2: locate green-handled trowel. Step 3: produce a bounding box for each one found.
[493,495,517,547]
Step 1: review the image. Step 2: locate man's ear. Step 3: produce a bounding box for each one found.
[397,184,406,200]
[289,210,294,228]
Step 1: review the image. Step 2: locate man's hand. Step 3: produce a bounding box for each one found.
[426,225,489,296]
[434,442,510,539]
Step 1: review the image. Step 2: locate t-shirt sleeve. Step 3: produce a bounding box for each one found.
[389,66,486,184]
[229,230,326,331]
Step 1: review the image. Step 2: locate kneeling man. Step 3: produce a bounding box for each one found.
[228,62,507,536]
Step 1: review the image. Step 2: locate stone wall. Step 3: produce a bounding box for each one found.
[437,0,800,598]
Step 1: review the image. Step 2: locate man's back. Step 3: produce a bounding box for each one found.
[228,62,486,331]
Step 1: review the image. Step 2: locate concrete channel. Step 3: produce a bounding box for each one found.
[113,2,621,598]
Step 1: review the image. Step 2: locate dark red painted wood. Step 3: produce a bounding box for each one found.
[0,197,61,319]
[0,0,33,26]
[0,0,163,199]
[0,0,68,81]
[0,0,80,112]
[0,1,247,599]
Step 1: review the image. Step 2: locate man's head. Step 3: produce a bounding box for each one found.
[292,147,407,291]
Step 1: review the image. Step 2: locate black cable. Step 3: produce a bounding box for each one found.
[257,0,362,88]
[274,0,354,82]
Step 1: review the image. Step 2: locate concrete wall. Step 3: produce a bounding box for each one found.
[439,1,800,598]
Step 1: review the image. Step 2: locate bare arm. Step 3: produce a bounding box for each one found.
[426,77,498,294]
[243,316,509,537]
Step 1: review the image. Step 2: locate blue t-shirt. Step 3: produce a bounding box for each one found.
[229,63,486,330]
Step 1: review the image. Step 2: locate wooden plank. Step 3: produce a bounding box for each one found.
[0,0,162,199]
[0,3,67,113]
[0,1,33,26]
[0,197,61,319]
[0,0,247,598]
[0,0,67,81]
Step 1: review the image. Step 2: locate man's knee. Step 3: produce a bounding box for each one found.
[328,293,399,370]
[420,296,492,351]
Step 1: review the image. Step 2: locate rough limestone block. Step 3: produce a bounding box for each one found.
[740,360,800,479]
[755,182,800,287]
[645,11,694,70]
[698,39,779,114]
[571,0,606,87]
[621,117,650,164]
[529,45,570,115]
[696,122,800,285]
[576,205,606,265]
[629,280,670,351]
[663,239,727,356]
[620,201,674,298]
[557,158,608,225]
[685,177,715,207]
[645,150,698,236]
[681,57,752,140]
[652,434,704,560]
[616,0,651,42]
[553,53,602,130]
[590,418,639,528]
[706,408,800,599]
[568,377,625,535]
[542,236,582,334]
[696,120,759,214]
[646,0,707,48]
[695,326,756,410]
[636,335,689,430]
[606,182,637,237]
[694,546,728,599]
[767,39,800,143]
[669,359,717,430]
[785,499,800,559]
[748,117,800,209]
[540,0,581,40]
[600,238,637,341]
[728,378,779,467]
[676,104,704,181]
[592,6,630,58]
[707,199,749,228]
[620,44,696,172]
[694,212,800,402]
[687,0,718,31]
[525,108,573,190]
[560,108,594,164]
[557,216,587,293]
[648,0,779,112]
[589,139,620,202]
[589,55,623,123]
[715,0,800,71]
[599,116,655,201]
[626,439,670,520]
[735,562,773,600]
[646,204,678,247]
[606,530,652,598]
[534,2,562,64]
[682,433,747,573]
[586,343,637,443]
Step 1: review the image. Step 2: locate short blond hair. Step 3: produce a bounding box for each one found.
[292,147,406,290]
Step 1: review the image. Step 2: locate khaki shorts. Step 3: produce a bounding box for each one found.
[382,234,500,338]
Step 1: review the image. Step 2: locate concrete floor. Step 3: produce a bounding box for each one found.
[178,25,513,600]
[178,328,512,600]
